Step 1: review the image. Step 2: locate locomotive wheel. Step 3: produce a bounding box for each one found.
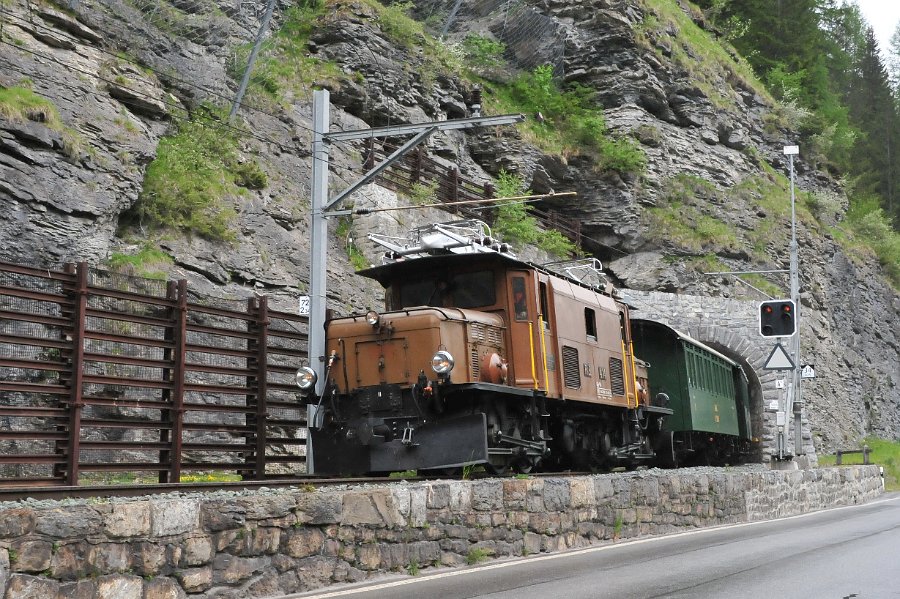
[515,454,537,474]
[485,409,512,475]
[485,407,541,475]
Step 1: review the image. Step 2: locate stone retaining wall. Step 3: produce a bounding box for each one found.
[0,466,883,598]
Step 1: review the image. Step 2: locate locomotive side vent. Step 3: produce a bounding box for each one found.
[609,357,625,396]
[470,323,503,346]
[562,345,581,389]
[470,347,480,379]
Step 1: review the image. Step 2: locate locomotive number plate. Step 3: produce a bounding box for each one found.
[596,383,612,399]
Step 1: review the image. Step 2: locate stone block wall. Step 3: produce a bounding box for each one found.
[0,466,883,598]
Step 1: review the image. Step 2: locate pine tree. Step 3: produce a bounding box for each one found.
[847,27,897,217]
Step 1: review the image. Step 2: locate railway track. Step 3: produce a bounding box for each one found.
[0,476,409,502]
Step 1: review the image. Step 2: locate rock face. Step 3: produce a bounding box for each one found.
[0,0,897,455]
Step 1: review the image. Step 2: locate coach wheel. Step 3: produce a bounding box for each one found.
[655,431,677,469]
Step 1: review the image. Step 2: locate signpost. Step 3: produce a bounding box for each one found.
[763,344,795,371]
[784,145,803,457]
[764,341,795,460]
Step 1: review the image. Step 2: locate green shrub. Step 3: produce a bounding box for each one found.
[491,170,576,257]
[233,160,268,189]
[844,199,900,288]
[375,0,422,48]
[107,245,173,279]
[406,559,420,576]
[228,3,341,106]
[135,105,265,241]
[461,34,506,68]
[335,215,369,271]
[595,134,646,174]
[490,65,645,176]
[466,547,491,565]
[406,180,438,205]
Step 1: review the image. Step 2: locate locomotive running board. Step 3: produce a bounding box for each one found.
[309,413,489,475]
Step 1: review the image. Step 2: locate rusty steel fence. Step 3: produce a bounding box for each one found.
[0,261,309,487]
[366,140,583,248]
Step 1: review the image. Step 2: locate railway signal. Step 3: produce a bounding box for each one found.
[759,299,796,337]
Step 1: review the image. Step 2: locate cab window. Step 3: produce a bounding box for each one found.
[585,308,597,340]
[539,282,550,329]
[512,277,528,321]
[395,270,495,309]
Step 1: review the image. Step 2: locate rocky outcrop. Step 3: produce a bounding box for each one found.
[0,0,897,454]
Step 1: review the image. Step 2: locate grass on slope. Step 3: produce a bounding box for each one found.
[817,437,900,491]
[0,84,84,157]
[484,65,646,175]
[635,0,771,111]
[134,105,267,241]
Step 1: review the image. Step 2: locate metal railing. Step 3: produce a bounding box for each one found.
[835,446,871,465]
[0,261,308,487]
[366,140,582,248]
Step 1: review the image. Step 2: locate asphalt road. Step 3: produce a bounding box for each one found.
[283,493,900,599]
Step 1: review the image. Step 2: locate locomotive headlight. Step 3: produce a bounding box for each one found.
[431,350,455,375]
[295,366,318,391]
[365,310,380,326]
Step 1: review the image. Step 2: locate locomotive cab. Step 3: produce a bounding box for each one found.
[306,253,543,475]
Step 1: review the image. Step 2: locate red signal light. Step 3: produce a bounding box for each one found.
[759,299,796,337]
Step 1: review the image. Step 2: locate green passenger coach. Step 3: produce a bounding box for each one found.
[631,319,752,466]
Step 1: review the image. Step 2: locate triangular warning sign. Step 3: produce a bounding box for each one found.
[764,344,795,370]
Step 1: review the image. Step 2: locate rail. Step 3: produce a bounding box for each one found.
[835,446,871,465]
[0,261,309,487]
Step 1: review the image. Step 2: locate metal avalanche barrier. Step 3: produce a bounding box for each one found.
[0,261,308,487]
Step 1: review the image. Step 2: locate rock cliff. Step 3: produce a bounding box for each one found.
[0,0,897,453]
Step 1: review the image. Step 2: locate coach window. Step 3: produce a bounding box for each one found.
[585,308,597,340]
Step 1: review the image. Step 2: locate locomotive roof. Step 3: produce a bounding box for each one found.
[358,252,525,285]
[358,252,614,296]
[631,319,739,368]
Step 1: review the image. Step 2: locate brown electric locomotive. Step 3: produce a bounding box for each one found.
[297,221,674,474]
